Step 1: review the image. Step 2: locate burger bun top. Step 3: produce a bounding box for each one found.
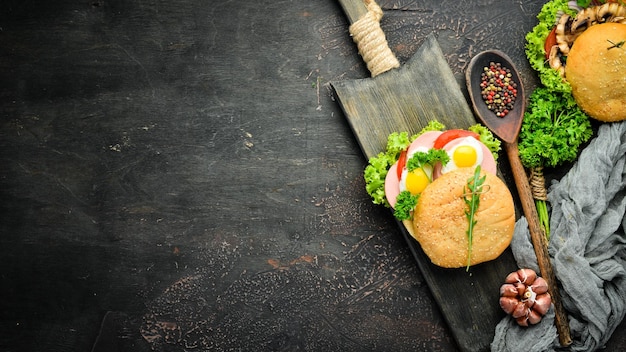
[566,22,626,122]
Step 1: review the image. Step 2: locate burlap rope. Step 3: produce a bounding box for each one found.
[530,166,548,201]
[349,0,400,77]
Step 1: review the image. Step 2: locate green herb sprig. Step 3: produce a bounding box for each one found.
[393,191,419,221]
[518,87,592,238]
[406,148,450,173]
[463,166,486,271]
[607,39,625,50]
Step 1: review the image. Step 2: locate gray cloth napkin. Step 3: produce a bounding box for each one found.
[492,121,626,352]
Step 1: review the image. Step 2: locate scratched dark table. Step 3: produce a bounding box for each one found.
[1,1,625,351]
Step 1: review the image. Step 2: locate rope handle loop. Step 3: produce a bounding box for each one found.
[348,0,400,77]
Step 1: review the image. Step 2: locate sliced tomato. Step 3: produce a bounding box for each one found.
[396,149,407,180]
[433,129,480,149]
[544,26,557,60]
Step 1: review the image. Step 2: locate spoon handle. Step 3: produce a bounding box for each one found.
[504,141,572,347]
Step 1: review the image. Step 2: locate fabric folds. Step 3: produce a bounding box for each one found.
[492,121,626,351]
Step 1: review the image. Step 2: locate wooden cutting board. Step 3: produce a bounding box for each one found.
[330,3,519,351]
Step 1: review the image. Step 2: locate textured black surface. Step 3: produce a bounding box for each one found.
[0,1,625,351]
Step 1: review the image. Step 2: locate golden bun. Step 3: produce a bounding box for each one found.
[565,22,626,122]
[410,168,515,268]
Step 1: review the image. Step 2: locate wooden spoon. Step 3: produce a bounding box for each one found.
[466,50,572,347]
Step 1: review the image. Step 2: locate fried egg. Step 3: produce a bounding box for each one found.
[439,136,484,174]
[399,146,433,195]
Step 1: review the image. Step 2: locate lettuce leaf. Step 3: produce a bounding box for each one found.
[469,124,501,161]
[524,0,578,93]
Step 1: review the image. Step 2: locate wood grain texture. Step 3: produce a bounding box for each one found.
[332,34,476,159]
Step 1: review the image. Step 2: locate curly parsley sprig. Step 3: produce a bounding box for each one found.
[518,87,592,239]
[406,149,450,174]
[519,88,592,169]
[394,191,419,221]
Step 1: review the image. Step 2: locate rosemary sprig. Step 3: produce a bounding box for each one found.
[463,166,486,271]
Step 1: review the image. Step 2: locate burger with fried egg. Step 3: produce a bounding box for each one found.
[377,126,515,269]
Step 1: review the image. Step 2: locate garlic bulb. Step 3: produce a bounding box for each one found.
[499,268,552,326]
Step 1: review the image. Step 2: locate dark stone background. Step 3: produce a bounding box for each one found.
[1,1,624,351]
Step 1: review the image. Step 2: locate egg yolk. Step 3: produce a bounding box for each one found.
[405,168,430,195]
[452,145,478,167]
